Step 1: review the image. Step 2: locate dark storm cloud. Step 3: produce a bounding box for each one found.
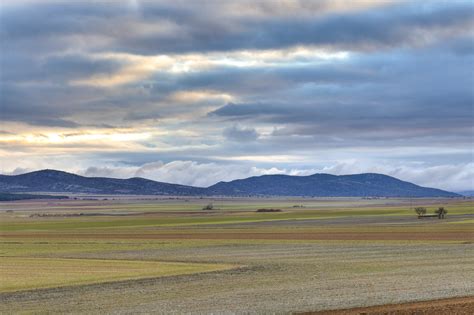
[25,118,80,128]
[0,91,73,127]
[0,3,124,40]
[1,1,473,55]
[173,63,379,98]
[0,82,103,127]
[206,43,473,134]
[210,99,472,132]
[41,54,125,81]
[1,53,125,84]
[212,103,289,117]
[112,1,474,54]
[165,39,473,103]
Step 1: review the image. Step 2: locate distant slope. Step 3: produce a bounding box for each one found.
[207,173,460,197]
[457,190,474,197]
[0,192,68,201]
[0,170,460,197]
[0,170,205,195]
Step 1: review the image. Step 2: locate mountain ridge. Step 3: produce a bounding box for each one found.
[206,172,459,197]
[0,169,205,196]
[0,169,460,197]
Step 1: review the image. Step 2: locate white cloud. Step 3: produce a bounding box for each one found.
[77,159,472,191]
[80,160,314,187]
[320,160,474,192]
[4,159,472,192]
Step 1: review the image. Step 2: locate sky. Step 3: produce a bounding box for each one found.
[0,0,473,191]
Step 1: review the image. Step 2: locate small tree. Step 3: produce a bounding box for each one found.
[414,207,427,217]
[435,207,447,219]
[202,203,214,210]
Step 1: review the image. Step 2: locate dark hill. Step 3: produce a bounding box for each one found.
[457,190,474,197]
[0,169,205,195]
[206,173,459,197]
[0,169,460,197]
[0,192,68,201]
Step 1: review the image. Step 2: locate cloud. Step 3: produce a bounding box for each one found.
[319,161,474,192]
[79,160,316,187]
[110,2,474,54]
[223,124,259,142]
[43,54,125,82]
[79,161,286,187]
[56,160,474,191]
[2,1,472,56]
[0,1,472,192]
[2,2,473,128]
[2,167,32,176]
[81,165,138,179]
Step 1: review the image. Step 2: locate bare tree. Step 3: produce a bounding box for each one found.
[414,207,427,217]
[435,207,447,219]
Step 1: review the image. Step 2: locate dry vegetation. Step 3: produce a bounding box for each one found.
[1,257,234,292]
[0,197,473,313]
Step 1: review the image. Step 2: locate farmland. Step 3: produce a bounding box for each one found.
[0,197,473,313]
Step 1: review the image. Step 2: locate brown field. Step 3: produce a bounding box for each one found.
[303,296,474,314]
[3,230,473,241]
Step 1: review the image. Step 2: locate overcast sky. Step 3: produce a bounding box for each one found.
[1,0,473,191]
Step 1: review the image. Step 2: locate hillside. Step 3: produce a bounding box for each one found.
[0,170,205,196]
[0,193,68,201]
[0,170,460,197]
[206,173,460,197]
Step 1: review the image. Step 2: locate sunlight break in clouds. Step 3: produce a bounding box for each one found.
[1,1,473,191]
[73,47,350,87]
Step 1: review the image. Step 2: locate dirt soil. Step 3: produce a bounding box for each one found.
[300,296,474,315]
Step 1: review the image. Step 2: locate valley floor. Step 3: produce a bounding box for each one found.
[0,197,473,313]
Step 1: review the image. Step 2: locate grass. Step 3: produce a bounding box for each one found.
[0,257,234,292]
[0,197,472,313]
[0,239,224,257]
[3,240,472,313]
[1,201,472,232]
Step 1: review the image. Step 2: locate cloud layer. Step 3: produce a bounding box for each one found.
[1,1,473,191]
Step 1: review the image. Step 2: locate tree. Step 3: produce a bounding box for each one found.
[414,207,427,217]
[202,203,214,210]
[435,207,447,219]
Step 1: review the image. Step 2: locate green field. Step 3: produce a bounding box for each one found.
[1,257,234,292]
[0,197,473,313]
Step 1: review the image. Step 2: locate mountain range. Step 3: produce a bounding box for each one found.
[457,190,474,197]
[0,169,460,197]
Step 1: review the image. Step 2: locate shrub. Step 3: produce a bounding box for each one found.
[256,208,282,212]
[202,203,214,210]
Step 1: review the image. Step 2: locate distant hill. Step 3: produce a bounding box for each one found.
[457,190,474,197]
[0,169,460,197]
[0,170,205,196]
[0,192,68,202]
[206,173,460,197]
